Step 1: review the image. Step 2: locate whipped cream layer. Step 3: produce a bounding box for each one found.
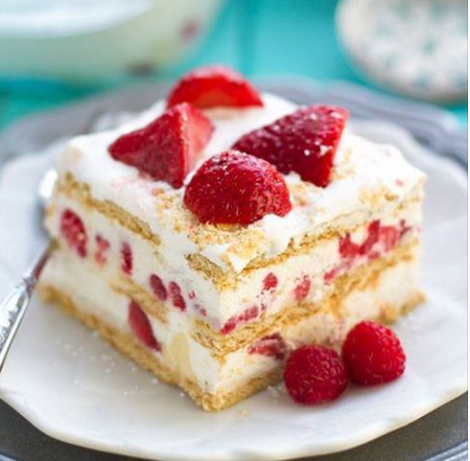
[46,191,421,329]
[41,251,283,395]
[41,247,421,396]
[56,93,426,275]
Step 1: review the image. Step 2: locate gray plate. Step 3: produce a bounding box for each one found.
[0,79,467,461]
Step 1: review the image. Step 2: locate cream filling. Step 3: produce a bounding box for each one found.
[55,93,426,274]
[40,247,421,396]
[46,192,422,330]
[40,251,280,394]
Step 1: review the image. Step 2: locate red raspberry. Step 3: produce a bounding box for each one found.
[150,274,167,301]
[232,105,348,187]
[109,103,213,188]
[221,306,259,335]
[248,333,286,360]
[128,301,161,351]
[94,234,110,265]
[167,65,263,109]
[294,275,311,301]
[184,150,292,225]
[60,209,87,258]
[169,282,186,311]
[284,345,347,404]
[120,242,133,275]
[263,273,278,291]
[342,321,406,385]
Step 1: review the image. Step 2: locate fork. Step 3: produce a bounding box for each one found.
[0,169,55,372]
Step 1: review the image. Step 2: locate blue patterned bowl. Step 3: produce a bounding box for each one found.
[337,0,467,102]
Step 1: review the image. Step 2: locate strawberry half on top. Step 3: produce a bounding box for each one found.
[108,103,213,188]
[167,65,264,109]
[232,105,349,188]
[184,150,292,225]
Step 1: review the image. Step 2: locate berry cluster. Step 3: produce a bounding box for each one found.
[284,321,406,405]
[108,65,349,226]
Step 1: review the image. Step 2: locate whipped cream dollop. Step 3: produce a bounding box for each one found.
[57,93,425,274]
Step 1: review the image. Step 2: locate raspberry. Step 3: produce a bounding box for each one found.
[167,65,263,109]
[221,306,259,335]
[109,103,213,188]
[120,242,133,275]
[128,301,161,351]
[150,274,167,301]
[263,273,278,291]
[233,105,348,187]
[294,275,311,301]
[248,333,286,360]
[284,345,347,404]
[60,209,87,258]
[184,150,292,225]
[342,321,406,385]
[169,282,186,311]
[94,234,110,265]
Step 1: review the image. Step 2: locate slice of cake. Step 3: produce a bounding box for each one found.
[39,66,425,411]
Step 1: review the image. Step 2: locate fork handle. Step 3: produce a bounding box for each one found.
[0,278,34,372]
[0,245,52,373]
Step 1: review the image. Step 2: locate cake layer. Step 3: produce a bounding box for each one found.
[46,178,422,334]
[39,244,423,411]
[56,93,426,278]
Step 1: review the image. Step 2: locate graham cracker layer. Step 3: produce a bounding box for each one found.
[55,173,423,286]
[55,173,161,246]
[39,284,281,412]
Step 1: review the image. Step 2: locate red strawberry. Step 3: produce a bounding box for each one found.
[128,301,161,351]
[184,150,292,225]
[167,65,263,109]
[108,103,213,188]
[60,209,87,258]
[232,105,348,187]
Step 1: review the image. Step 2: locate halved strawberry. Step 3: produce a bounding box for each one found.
[232,105,348,187]
[108,103,213,188]
[184,150,292,225]
[167,65,263,109]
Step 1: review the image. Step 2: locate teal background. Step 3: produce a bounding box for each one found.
[0,0,467,130]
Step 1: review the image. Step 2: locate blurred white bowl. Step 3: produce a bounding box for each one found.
[0,0,225,82]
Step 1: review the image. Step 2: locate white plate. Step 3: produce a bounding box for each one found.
[0,121,467,461]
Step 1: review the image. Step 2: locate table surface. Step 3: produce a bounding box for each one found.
[0,0,467,131]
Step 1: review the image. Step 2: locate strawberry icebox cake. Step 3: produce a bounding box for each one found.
[39,66,426,411]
